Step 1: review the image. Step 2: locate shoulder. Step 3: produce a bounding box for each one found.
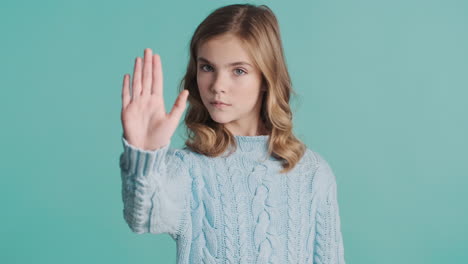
[166,147,194,168]
[302,147,338,193]
[169,146,212,170]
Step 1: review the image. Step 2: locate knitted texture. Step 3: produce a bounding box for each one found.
[119,135,345,264]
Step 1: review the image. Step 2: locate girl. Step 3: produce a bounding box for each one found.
[119,3,345,264]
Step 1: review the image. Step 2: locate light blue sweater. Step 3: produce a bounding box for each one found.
[119,134,345,263]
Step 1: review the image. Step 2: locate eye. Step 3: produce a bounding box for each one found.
[199,64,213,72]
[234,68,246,76]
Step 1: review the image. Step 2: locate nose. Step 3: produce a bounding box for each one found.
[210,72,226,94]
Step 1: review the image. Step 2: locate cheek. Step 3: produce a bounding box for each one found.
[237,80,261,99]
[197,74,213,89]
[196,76,208,95]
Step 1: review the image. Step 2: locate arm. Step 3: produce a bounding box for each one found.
[119,136,192,239]
[313,155,346,264]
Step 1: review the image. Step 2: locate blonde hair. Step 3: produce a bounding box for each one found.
[178,3,306,173]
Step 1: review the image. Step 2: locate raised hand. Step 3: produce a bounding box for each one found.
[121,48,189,150]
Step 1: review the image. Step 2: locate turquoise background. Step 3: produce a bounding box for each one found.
[2,0,467,263]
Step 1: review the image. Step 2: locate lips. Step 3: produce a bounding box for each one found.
[210,100,231,106]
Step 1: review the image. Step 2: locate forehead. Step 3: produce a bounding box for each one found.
[197,34,254,67]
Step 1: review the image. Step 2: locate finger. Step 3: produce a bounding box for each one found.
[132,57,142,99]
[122,74,130,109]
[152,54,163,98]
[142,48,153,96]
[168,89,189,122]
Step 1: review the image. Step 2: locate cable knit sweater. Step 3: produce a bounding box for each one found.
[119,134,345,264]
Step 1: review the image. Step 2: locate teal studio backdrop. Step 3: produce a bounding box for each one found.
[1,0,467,263]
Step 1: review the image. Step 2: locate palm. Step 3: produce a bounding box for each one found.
[120,48,189,150]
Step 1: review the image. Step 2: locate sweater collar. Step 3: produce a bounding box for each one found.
[233,135,269,153]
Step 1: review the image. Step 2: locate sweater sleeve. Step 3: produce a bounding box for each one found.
[313,155,346,264]
[119,136,192,239]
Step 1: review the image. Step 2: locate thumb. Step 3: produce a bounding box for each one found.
[168,89,189,123]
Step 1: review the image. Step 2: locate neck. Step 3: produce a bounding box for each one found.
[227,121,268,137]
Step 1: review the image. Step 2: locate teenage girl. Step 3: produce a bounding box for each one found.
[119,3,345,264]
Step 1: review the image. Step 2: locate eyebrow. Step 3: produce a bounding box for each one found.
[197,57,253,68]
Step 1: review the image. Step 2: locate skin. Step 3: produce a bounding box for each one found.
[121,49,189,150]
[196,33,268,136]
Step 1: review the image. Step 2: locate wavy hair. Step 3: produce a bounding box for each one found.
[178,3,306,173]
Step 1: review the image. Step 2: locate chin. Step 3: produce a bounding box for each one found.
[209,113,232,124]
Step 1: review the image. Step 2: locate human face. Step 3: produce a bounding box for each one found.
[196,33,266,136]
